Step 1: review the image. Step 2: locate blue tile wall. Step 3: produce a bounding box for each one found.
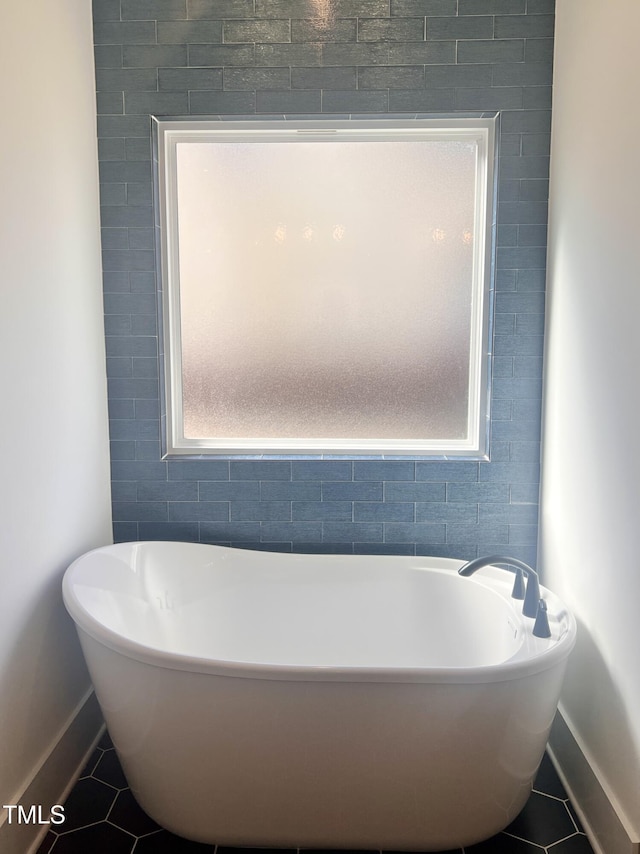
[96,0,553,563]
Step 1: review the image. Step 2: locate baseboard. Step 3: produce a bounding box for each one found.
[0,689,104,854]
[548,707,640,854]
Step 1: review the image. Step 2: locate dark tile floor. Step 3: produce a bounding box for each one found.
[36,731,595,854]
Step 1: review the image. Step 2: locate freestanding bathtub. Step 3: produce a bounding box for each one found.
[63,541,576,851]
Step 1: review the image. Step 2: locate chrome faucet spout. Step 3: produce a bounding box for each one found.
[458,554,541,619]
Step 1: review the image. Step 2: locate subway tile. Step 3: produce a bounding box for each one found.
[499,201,548,224]
[110,440,135,460]
[479,502,539,524]
[492,375,543,400]
[101,228,129,250]
[508,523,538,544]
[259,0,388,12]
[132,356,158,377]
[158,20,222,42]
[231,460,291,480]
[111,460,167,480]
[260,522,322,542]
[358,66,424,88]
[104,291,156,314]
[255,43,323,65]
[231,501,292,521]
[497,246,547,269]
[292,460,352,481]
[385,481,445,502]
[509,440,542,461]
[200,521,261,541]
[121,0,187,19]
[389,89,455,111]
[479,461,540,482]
[125,138,152,160]
[355,461,415,481]
[189,90,256,113]
[455,86,523,111]
[139,522,199,540]
[457,39,524,63]
[114,521,139,542]
[322,90,388,112]
[354,502,414,522]
[187,0,254,17]
[97,92,125,114]
[527,0,555,12]
[358,18,425,41]
[385,522,445,543]
[112,481,138,502]
[169,501,229,521]
[424,64,493,88]
[260,481,321,500]
[94,45,124,68]
[98,115,151,138]
[511,483,540,504]
[158,68,223,90]
[500,155,550,180]
[94,21,158,44]
[416,461,479,481]
[225,19,291,43]
[391,0,457,14]
[113,501,168,521]
[521,133,551,156]
[257,90,322,113]
[101,206,154,228]
[416,502,478,523]
[492,61,553,87]
[491,418,541,442]
[131,314,157,335]
[523,85,552,109]
[168,460,229,480]
[127,183,154,206]
[122,44,188,66]
[500,108,552,134]
[109,399,136,419]
[293,501,352,521]
[292,66,357,89]
[99,159,152,182]
[108,377,158,399]
[447,522,509,544]
[322,522,383,542]
[518,223,548,246]
[517,269,547,290]
[495,14,554,38]
[201,481,261,500]
[516,313,545,336]
[387,41,455,63]
[96,68,158,92]
[517,177,550,203]
[458,0,525,11]
[94,0,122,22]
[446,482,510,503]
[123,91,189,114]
[225,67,291,89]
[427,16,494,39]
[138,481,197,500]
[322,482,382,501]
[189,44,254,65]
[291,19,357,43]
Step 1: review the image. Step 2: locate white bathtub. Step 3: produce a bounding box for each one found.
[63,541,576,851]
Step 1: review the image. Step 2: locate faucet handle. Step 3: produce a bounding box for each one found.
[532,598,551,639]
[511,566,526,600]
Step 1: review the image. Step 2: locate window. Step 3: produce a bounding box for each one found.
[154,116,497,458]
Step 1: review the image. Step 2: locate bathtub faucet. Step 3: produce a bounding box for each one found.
[458,555,551,638]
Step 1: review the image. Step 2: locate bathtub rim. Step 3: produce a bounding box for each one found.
[63,541,577,686]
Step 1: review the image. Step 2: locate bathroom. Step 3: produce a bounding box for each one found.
[0,0,638,852]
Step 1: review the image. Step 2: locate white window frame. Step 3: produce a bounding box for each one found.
[154,116,497,459]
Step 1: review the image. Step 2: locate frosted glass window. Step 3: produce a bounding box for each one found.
[155,119,496,457]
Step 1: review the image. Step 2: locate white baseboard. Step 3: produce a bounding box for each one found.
[549,707,640,854]
[0,689,104,854]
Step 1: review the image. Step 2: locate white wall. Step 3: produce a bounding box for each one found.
[540,0,640,850]
[0,1,112,850]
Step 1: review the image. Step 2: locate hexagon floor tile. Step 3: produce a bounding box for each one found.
[36,732,595,854]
